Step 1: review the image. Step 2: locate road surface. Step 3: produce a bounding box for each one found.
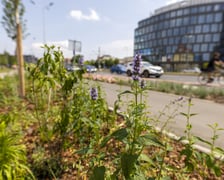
[95,81,224,150]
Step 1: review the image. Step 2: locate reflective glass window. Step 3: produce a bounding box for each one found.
[214,4,220,11]
[198,15,206,24]
[163,38,168,45]
[191,7,198,14]
[195,25,202,33]
[176,18,182,26]
[206,14,213,23]
[187,26,194,34]
[167,29,173,36]
[166,46,171,53]
[204,34,212,42]
[177,9,182,16]
[174,37,180,44]
[170,19,176,27]
[180,27,187,35]
[214,13,222,22]
[163,21,167,29]
[170,11,176,18]
[168,38,174,45]
[220,4,224,10]
[209,44,215,51]
[196,35,203,43]
[183,17,189,26]
[173,28,179,36]
[172,46,177,53]
[211,24,219,32]
[213,34,220,42]
[201,44,208,52]
[190,16,197,24]
[194,44,200,52]
[165,12,170,19]
[183,8,189,15]
[206,5,212,12]
[203,53,210,61]
[162,30,166,37]
[199,6,206,13]
[202,24,210,33]
[188,36,194,43]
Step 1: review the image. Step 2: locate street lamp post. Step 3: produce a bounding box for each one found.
[42,2,54,44]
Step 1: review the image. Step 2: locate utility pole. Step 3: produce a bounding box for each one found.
[16,4,25,97]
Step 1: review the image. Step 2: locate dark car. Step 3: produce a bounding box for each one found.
[110,64,127,74]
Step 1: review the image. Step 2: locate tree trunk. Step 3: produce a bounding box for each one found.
[16,23,25,97]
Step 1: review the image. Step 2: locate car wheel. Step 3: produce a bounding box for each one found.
[143,70,149,78]
[127,70,132,76]
[155,75,160,78]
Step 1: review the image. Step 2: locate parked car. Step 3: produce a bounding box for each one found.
[126,61,164,78]
[182,67,201,73]
[66,65,80,72]
[84,65,97,73]
[110,64,127,74]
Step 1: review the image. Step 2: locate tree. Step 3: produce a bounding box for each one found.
[1,0,26,97]
[1,0,28,40]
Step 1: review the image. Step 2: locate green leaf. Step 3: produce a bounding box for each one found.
[205,155,214,168]
[90,166,106,180]
[100,128,128,148]
[137,134,164,148]
[100,136,111,148]
[194,136,212,146]
[121,153,138,179]
[213,165,221,177]
[118,90,134,98]
[189,113,197,117]
[76,147,94,155]
[111,128,128,141]
[139,153,154,165]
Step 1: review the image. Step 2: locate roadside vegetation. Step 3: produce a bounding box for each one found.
[1,46,224,179]
[84,73,224,104]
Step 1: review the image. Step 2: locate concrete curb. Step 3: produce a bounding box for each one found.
[108,106,224,161]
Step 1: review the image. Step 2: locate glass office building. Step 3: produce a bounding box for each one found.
[134,0,224,69]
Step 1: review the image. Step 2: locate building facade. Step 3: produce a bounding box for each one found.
[134,0,224,70]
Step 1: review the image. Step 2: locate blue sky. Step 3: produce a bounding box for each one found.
[0,0,180,60]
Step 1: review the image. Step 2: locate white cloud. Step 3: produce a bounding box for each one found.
[25,40,73,58]
[98,39,134,58]
[26,39,134,60]
[70,9,100,21]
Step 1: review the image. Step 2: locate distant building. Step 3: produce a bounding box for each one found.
[134,0,224,70]
[119,56,133,64]
[23,55,38,63]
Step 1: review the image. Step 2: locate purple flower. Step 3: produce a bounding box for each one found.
[132,75,140,81]
[133,53,141,74]
[90,87,98,100]
[132,53,141,81]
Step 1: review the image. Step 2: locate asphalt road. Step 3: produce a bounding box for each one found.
[96,81,224,150]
